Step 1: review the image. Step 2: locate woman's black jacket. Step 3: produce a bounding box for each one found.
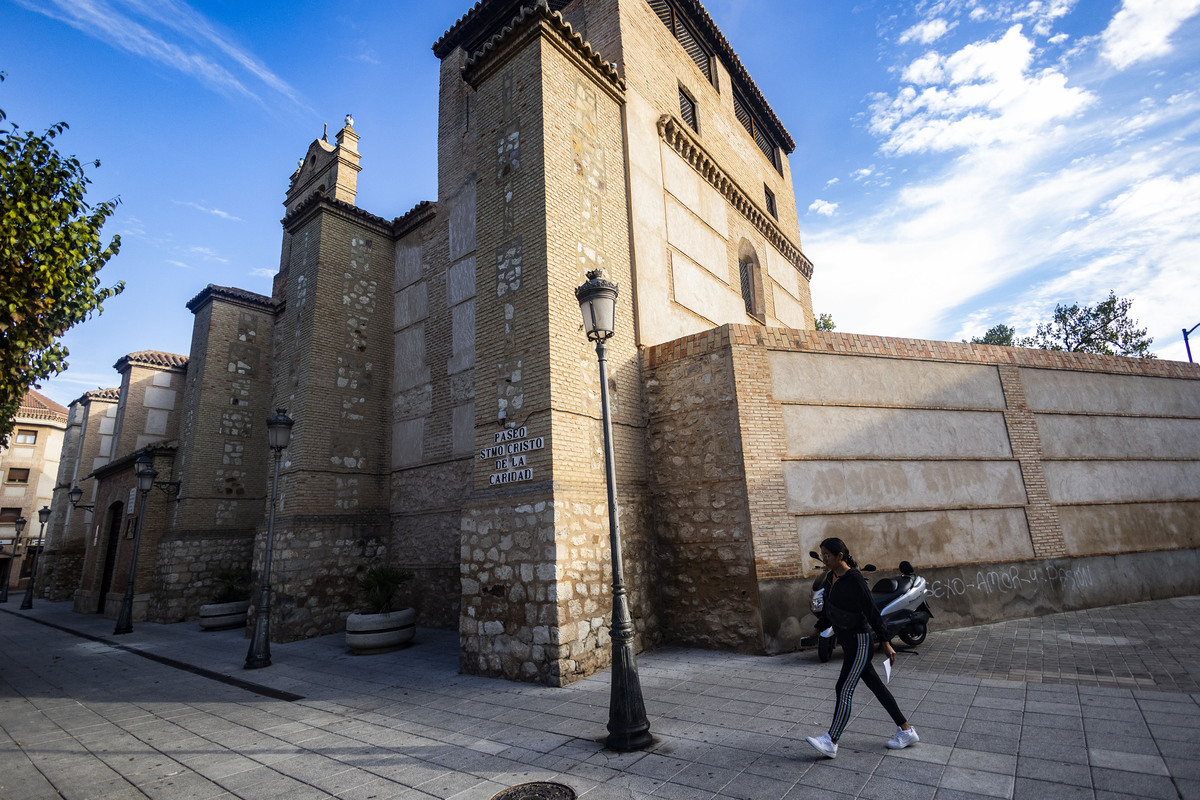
[816,569,889,643]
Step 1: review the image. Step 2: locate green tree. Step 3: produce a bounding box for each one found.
[1,75,124,444]
[814,312,836,331]
[965,323,1016,346]
[1019,292,1154,358]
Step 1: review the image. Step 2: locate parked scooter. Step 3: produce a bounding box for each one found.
[806,551,933,662]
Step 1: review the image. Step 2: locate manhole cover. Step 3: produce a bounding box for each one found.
[491,782,576,800]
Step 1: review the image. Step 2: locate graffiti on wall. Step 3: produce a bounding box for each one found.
[928,564,1095,601]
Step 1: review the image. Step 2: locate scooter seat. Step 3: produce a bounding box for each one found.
[871,575,915,605]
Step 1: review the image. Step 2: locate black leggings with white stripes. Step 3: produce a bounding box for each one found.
[829,631,908,741]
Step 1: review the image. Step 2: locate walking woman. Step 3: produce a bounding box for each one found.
[806,537,918,758]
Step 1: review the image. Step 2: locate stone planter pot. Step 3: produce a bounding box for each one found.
[198,599,251,630]
[345,608,416,654]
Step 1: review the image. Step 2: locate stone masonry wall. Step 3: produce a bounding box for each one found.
[642,334,763,651]
[644,325,1200,653]
[149,530,254,622]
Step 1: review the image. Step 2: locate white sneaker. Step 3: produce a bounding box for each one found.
[886,726,919,749]
[806,733,838,758]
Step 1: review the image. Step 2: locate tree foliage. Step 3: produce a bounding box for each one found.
[966,324,1016,346]
[1,75,124,444]
[1019,292,1154,358]
[814,312,836,331]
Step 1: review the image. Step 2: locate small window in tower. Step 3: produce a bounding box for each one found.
[679,87,698,132]
[738,242,765,322]
[739,260,756,316]
[15,430,37,445]
[6,468,30,484]
[764,187,777,219]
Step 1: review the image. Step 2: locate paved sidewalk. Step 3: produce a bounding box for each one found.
[2,597,1198,800]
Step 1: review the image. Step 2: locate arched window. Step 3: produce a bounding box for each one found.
[738,241,765,322]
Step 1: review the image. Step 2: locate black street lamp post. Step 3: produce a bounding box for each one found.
[1184,322,1200,363]
[0,516,25,604]
[575,269,652,751]
[114,455,156,634]
[19,506,52,610]
[245,409,294,670]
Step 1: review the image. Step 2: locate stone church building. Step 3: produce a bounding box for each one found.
[40,0,1200,686]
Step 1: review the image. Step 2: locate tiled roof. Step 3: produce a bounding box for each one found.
[392,201,438,239]
[462,2,624,93]
[186,284,275,313]
[433,0,512,58]
[82,388,121,403]
[281,192,392,233]
[114,351,189,371]
[17,388,69,422]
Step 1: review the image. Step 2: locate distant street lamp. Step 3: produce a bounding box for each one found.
[574,270,652,752]
[245,409,294,670]
[114,455,156,635]
[1184,322,1200,363]
[18,506,52,610]
[0,516,26,604]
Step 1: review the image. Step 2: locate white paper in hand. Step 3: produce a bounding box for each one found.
[883,658,892,684]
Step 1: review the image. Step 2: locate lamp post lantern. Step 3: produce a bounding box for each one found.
[1,516,26,604]
[245,409,294,670]
[114,455,156,634]
[575,270,652,751]
[18,506,52,610]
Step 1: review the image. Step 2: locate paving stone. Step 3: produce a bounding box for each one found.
[937,766,1014,799]
[1012,777,1092,800]
[1089,767,1177,799]
[1087,749,1169,775]
[1015,756,1091,786]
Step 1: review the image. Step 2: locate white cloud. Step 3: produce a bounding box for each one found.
[824,177,840,188]
[249,268,276,279]
[167,259,192,269]
[853,166,875,180]
[1101,0,1200,69]
[808,200,839,216]
[899,18,954,45]
[960,0,1078,36]
[173,200,242,221]
[12,0,306,107]
[870,26,1094,155]
[902,52,944,85]
[188,245,229,262]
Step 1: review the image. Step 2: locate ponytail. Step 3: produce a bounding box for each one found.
[819,537,857,569]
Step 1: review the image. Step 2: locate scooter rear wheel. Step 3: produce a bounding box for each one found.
[818,636,835,662]
[898,625,926,647]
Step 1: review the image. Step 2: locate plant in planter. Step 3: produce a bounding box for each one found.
[198,570,252,630]
[345,565,416,654]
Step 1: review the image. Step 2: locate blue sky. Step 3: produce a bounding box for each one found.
[3,0,1198,407]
